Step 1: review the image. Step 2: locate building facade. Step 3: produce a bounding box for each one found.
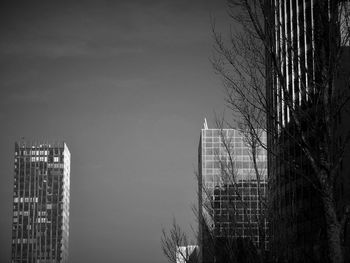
[176,245,198,263]
[11,142,71,263]
[267,0,350,261]
[198,124,267,262]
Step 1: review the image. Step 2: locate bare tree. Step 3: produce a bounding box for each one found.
[212,0,350,262]
[161,219,199,263]
[162,125,269,263]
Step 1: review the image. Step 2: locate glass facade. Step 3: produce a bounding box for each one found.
[198,126,268,262]
[11,142,70,263]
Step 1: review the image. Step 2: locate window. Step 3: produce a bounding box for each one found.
[36,218,46,223]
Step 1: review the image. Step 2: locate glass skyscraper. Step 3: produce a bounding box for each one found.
[11,142,70,263]
[198,123,267,262]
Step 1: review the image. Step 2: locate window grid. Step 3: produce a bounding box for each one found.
[200,129,268,249]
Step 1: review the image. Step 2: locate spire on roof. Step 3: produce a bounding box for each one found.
[204,118,208,129]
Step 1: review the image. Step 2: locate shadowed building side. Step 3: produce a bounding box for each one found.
[266,0,350,261]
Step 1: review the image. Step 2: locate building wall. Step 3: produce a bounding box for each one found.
[334,46,350,261]
[11,142,70,263]
[176,245,198,263]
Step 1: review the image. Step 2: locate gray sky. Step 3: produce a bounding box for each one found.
[0,1,228,262]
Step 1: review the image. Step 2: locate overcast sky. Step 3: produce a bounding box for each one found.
[0,1,229,262]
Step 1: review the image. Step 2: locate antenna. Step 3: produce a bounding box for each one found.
[20,137,25,147]
[204,118,208,129]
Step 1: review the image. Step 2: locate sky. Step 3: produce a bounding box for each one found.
[0,1,229,262]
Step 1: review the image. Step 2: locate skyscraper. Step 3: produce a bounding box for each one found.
[198,123,267,262]
[266,0,350,261]
[11,142,70,263]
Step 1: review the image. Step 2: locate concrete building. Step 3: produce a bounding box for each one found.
[176,245,198,263]
[11,141,70,263]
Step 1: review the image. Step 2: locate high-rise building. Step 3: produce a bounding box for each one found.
[11,142,71,263]
[198,123,267,262]
[266,0,350,261]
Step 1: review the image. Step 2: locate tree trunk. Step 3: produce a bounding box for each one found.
[322,178,344,263]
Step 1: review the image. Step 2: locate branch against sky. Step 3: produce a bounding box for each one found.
[161,219,199,263]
